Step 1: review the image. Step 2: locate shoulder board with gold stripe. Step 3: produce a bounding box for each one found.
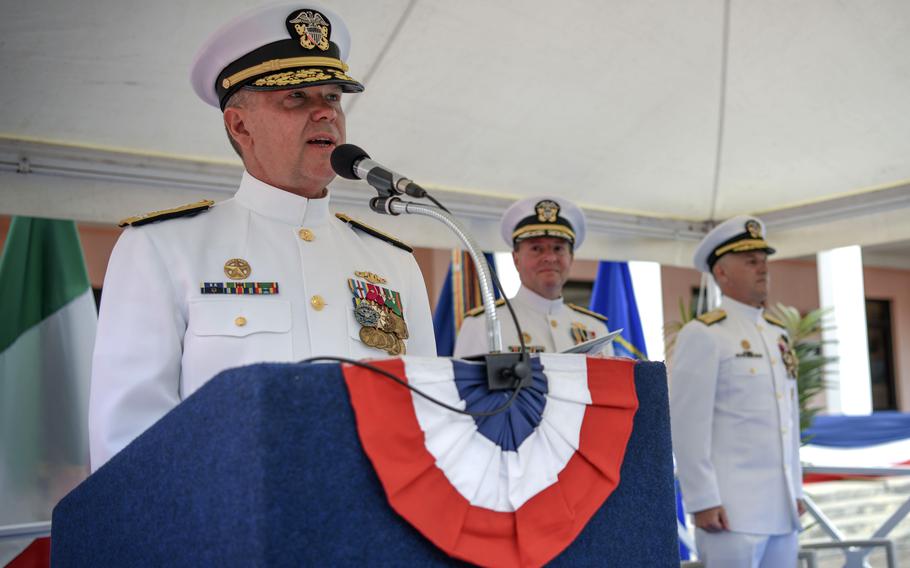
[335,213,413,253]
[118,200,215,228]
[566,303,608,322]
[763,313,787,329]
[696,309,727,326]
[465,298,507,317]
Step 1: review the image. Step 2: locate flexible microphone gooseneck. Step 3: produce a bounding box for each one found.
[330,143,531,390]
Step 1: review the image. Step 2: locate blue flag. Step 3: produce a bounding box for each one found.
[588,261,647,360]
[433,251,498,357]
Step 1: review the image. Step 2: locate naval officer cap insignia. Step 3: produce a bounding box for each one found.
[500,196,586,250]
[693,214,776,274]
[190,2,364,110]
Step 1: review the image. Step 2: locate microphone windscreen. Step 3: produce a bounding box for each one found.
[331,144,369,180]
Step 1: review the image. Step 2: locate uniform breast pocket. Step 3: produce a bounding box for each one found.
[183,299,293,394]
[719,357,773,413]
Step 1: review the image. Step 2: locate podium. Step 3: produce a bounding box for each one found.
[52,360,679,566]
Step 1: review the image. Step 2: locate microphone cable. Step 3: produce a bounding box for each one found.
[299,356,526,418]
[299,256,531,419]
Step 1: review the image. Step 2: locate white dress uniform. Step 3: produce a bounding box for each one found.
[452,285,614,357]
[90,172,436,470]
[670,296,802,566]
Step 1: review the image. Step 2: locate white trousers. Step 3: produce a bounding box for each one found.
[695,529,798,568]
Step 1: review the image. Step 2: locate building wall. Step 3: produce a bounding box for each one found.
[864,266,910,411]
[0,216,120,289]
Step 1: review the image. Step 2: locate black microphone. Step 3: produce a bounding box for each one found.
[330,144,426,197]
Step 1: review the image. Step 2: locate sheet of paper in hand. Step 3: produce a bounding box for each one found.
[561,328,623,355]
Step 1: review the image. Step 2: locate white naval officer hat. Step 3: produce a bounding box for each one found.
[190,2,363,110]
[693,214,776,273]
[500,196,586,250]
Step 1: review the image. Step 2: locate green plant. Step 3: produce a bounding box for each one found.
[766,304,836,442]
[663,296,696,361]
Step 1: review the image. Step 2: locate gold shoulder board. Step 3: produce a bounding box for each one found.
[763,313,787,329]
[566,303,608,322]
[465,298,507,317]
[118,200,215,228]
[696,309,727,326]
[335,213,413,253]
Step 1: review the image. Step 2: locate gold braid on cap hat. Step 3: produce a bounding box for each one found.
[221,56,349,89]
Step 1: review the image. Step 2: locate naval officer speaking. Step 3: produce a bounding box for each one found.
[89,2,436,471]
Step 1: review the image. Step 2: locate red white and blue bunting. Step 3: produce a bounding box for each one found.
[343,354,638,567]
[801,411,910,483]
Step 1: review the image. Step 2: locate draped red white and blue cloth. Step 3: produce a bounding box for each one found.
[801,412,910,483]
[343,354,638,568]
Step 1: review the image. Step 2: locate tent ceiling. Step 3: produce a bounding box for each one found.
[1,0,909,266]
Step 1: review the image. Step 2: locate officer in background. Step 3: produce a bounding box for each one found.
[90,3,436,471]
[453,196,613,357]
[669,215,803,567]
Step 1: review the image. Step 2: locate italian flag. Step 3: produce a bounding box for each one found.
[0,217,96,566]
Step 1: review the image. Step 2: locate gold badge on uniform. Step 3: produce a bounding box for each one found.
[349,275,408,356]
[535,200,560,223]
[224,258,252,280]
[355,271,387,285]
[745,220,762,239]
[778,335,799,380]
[735,338,762,359]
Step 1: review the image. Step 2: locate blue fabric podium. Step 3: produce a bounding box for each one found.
[52,361,679,566]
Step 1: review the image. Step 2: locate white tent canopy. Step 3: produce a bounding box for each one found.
[2,0,909,266]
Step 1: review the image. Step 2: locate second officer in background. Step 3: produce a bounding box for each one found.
[453,196,613,357]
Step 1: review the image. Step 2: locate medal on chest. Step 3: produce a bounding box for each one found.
[348,275,408,356]
[570,322,596,345]
[778,335,799,380]
[507,332,545,353]
[735,339,763,359]
[201,258,279,295]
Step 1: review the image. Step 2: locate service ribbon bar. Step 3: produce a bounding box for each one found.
[201,282,279,295]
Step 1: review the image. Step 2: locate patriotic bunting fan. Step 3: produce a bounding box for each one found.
[343,354,638,567]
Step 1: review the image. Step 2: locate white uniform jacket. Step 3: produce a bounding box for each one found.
[90,172,436,470]
[669,296,802,535]
[452,285,614,358]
